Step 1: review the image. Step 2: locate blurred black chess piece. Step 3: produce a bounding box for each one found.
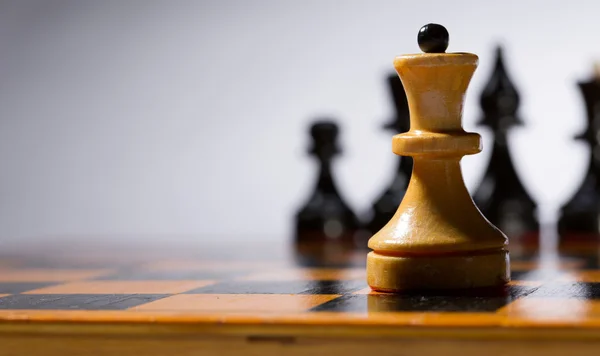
[295,121,360,248]
[364,74,412,236]
[558,66,600,240]
[472,46,539,244]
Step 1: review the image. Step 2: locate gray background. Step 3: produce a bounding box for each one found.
[0,0,597,244]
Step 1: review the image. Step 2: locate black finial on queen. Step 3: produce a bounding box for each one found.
[417,24,449,53]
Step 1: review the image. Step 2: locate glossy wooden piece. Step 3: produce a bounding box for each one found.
[367,50,509,291]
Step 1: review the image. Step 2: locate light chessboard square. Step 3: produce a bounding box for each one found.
[134,294,340,312]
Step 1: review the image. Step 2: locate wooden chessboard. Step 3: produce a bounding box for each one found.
[1,237,600,355]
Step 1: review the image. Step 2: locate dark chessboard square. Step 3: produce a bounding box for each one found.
[527,282,600,299]
[313,294,511,313]
[511,270,562,281]
[0,294,169,310]
[311,285,531,313]
[186,280,367,295]
[0,282,60,294]
[508,284,540,299]
[96,270,244,281]
[10,259,130,270]
[301,280,367,294]
[310,295,368,313]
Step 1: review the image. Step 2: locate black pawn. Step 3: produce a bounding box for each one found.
[472,46,539,241]
[365,74,412,235]
[558,73,600,239]
[295,121,360,245]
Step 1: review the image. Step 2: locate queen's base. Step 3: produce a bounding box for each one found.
[366,249,510,292]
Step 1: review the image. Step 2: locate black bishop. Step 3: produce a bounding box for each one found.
[472,46,539,242]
